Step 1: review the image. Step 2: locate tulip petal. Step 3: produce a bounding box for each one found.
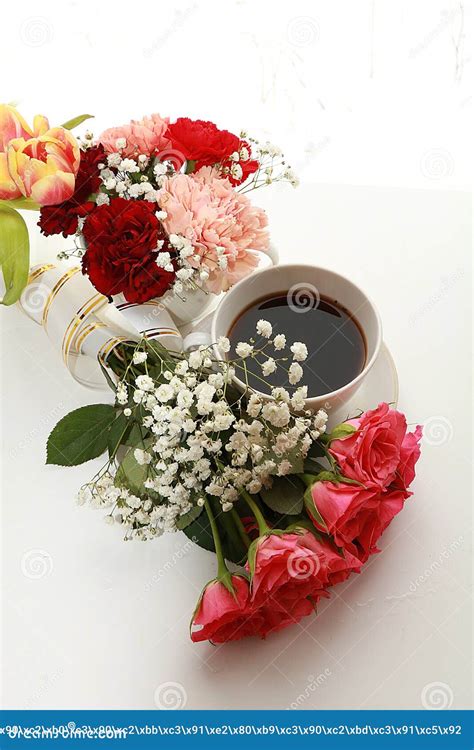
[0,152,22,199]
[0,104,33,151]
[33,114,50,136]
[29,171,75,205]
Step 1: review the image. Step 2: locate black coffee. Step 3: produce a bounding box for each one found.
[228,291,366,396]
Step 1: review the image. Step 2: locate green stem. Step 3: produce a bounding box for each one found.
[231,509,251,549]
[241,490,270,535]
[204,499,233,588]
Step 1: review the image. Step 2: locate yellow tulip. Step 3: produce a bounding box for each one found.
[0,104,80,205]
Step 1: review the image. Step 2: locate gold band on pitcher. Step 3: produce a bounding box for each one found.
[27,263,56,285]
[98,336,130,366]
[62,292,108,365]
[73,321,107,355]
[144,328,180,339]
[42,267,81,327]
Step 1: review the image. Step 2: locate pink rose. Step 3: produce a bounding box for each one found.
[247,530,327,630]
[190,575,262,643]
[393,425,423,491]
[329,403,408,489]
[99,113,171,158]
[310,534,363,586]
[257,599,316,637]
[308,481,407,562]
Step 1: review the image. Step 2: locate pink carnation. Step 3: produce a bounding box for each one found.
[99,113,171,158]
[157,168,270,293]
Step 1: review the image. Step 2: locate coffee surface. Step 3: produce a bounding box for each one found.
[228,292,366,396]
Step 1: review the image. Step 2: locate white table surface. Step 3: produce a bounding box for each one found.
[0,183,471,710]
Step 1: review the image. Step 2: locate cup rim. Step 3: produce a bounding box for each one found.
[210,263,383,403]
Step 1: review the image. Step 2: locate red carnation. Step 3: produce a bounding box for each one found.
[166,118,258,185]
[38,145,105,237]
[81,197,175,303]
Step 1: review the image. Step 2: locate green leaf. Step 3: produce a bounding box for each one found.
[0,197,39,211]
[182,508,214,553]
[0,205,29,305]
[115,445,150,495]
[303,486,328,531]
[98,359,118,393]
[176,504,204,530]
[265,443,305,475]
[325,423,356,442]
[46,404,116,466]
[303,457,327,473]
[260,475,305,515]
[107,412,131,458]
[61,114,94,130]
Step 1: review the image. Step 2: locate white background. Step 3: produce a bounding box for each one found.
[1,0,472,710]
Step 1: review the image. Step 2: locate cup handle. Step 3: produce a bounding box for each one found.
[182,331,212,352]
[249,241,279,269]
[267,242,279,265]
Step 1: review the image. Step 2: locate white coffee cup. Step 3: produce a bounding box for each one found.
[184,264,382,412]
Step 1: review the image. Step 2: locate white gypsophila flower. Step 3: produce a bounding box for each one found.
[271,387,290,402]
[154,162,168,177]
[290,342,308,362]
[247,393,262,417]
[313,409,328,435]
[261,401,291,428]
[288,362,304,385]
[134,448,152,465]
[107,152,122,168]
[188,350,203,369]
[291,386,308,411]
[135,375,154,392]
[133,351,147,365]
[217,336,230,353]
[261,358,277,376]
[96,193,110,206]
[133,389,145,404]
[156,383,174,403]
[236,342,253,358]
[115,138,127,150]
[124,408,132,417]
[230,164,243,182]
[120,158,139,173]
[273,334,286,351]
[256,319,272,338]
[156,210,167,220]
[277,460,293,476]
[100,168,114,181]
[177,389,193,409]
[116,383,128,405]
[176,268,194,281]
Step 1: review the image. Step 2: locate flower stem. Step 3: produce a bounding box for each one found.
[204,499,234,591]
[231,509,251,549]
[240,490,270,535]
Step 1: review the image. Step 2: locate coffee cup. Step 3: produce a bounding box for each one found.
[184,264,382,412]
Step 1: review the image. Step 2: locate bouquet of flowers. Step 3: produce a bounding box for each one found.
[46,322,422,643]
[1,104,295,307]
[2,104,423,645]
